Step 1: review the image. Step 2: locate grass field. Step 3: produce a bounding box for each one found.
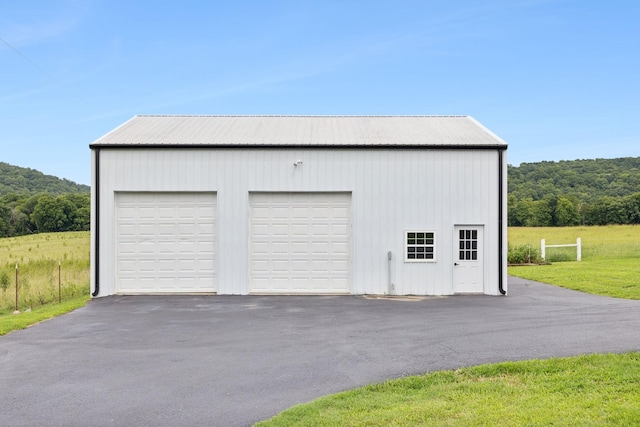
[256,353,640,426]
[0,231,90,315]
[508,225,640,260]
[508,225,640,299]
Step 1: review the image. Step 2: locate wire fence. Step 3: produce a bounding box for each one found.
[0,259,89,313]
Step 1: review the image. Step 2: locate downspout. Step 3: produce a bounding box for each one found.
[498,149,506,295]
[92,148,100,297]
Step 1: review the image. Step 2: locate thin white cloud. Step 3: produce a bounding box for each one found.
[0,85,52,104]
[0,0,94,47]
[1,19,75,47]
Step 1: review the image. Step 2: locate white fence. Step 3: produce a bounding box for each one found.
[541,238,581,261]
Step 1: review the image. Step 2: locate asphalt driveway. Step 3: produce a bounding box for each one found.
[1,277,640,426]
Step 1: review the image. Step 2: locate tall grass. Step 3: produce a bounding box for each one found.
[508,225,640,261]
[0,231,89,313]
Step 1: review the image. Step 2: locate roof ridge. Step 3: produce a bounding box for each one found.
[135,114,470,118]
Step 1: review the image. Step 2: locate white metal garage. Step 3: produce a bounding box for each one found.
[90,115,508,297]
[249,192,351,294]
[115,192,217,294]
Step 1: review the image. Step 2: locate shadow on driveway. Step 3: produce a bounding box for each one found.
[1,277,639,426]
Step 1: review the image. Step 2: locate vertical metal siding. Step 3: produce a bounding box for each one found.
[94,148,502,296]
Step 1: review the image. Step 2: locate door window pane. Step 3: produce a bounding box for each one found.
[458,229,479,261]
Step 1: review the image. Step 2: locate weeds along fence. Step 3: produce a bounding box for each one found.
[0,259,89,312]
[541,238,582,262]
[509,241,580,264]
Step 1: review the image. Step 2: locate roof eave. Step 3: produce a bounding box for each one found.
[90,143,508,150]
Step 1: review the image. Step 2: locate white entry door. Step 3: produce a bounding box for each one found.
[453,225,484,293]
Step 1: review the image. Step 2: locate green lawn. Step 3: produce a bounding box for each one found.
[508,225,640,299]
[256,353,640,426]
[0,295,89,336]
[509,258,640,299]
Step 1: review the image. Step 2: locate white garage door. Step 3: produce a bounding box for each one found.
[116,192,217,294]
[249,192,351,294]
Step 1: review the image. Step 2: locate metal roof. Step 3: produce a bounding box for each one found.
[90,115,508,148]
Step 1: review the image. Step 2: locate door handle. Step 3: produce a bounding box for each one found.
[454,263,459,266]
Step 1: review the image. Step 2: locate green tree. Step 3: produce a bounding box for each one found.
[586,197,629,225]
[554,196,580,226]
[514,198,535,226]
[31,195,76,232]
[0,203,10,237]
[529,199,553,226]
[507,194,521,226]
[623,193,640,224]
[73,205,90,230]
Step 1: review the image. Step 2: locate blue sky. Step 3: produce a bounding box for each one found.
[1,0,638,185]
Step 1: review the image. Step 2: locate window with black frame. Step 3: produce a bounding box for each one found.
[405,231,435,262]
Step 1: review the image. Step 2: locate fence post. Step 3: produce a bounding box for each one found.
[577,238,582,262]
[541,239,546,261]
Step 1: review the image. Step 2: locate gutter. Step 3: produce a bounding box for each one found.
[92,148,100,297]
[498,149,506,295]
[88,143,508,150]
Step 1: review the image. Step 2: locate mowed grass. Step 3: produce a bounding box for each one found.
[0,295,89,336]
[0,231,90,334]
[508,225,640,299]
[257,353,640,426]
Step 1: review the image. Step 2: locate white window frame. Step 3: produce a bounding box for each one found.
[405,230,436,262]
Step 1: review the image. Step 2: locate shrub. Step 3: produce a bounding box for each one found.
[508,244,542,264]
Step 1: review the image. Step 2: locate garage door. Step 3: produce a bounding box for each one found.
[249,192,351,293]
[115,192,217,293]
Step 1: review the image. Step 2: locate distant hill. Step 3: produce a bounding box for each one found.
[508,156,640,226]
[0,162,89,196]
[508,157,640,202]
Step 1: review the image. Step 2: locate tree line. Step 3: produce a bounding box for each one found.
[508,157,640,226]
[0,193,90,237]
[508,192,640,226]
